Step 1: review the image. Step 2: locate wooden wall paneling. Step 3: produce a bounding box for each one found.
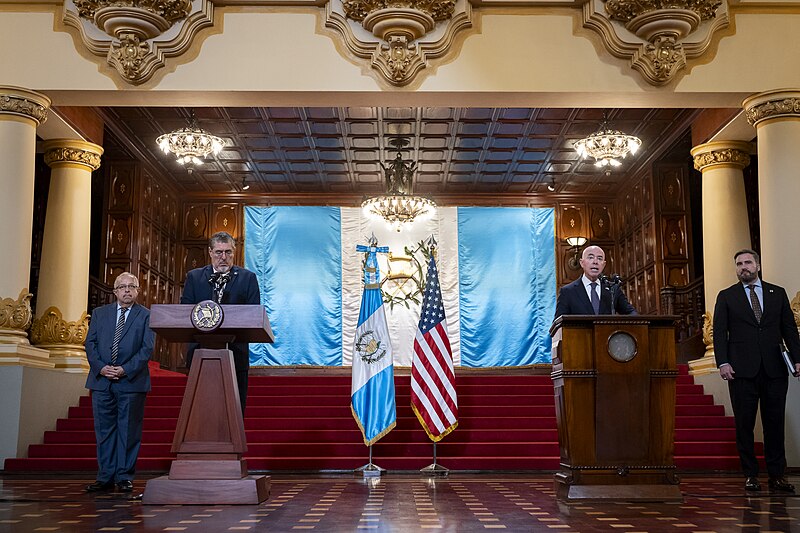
[643,217,656,265]
[141,219,152,266]
[559,205,586,240]
[183,203,209,241]
[148,271,159,308]
[602,244,617,275]
[212,203,239,239]
[632,183,642,226]
[137,267,150,305]
[141,172,152,220]
[662,216,688,260]
[660,168,685,211]
[160,234,170,275]
[665,264,689,287]
[183,245,208,279]
[636,272,646,311]
[645,267,656,313]
[620,190,634,237]
[104,263,129,287]
[107,214,132,257]
[633,227,643,272]
[589,204,612,241]
[109,166,134,211]
[560,243,581,286]
[642,173,653,217]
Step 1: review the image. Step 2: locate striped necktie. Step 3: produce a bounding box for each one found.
[111,307,129,365]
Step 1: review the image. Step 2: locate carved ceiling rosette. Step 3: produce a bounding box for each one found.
[325,0,473,86]
[62,0,215,85]
[582,0,729,86]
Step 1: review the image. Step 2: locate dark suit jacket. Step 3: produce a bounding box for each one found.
[713,281,800,379]
[85,302,154,393]
[554,276,636,319]
[180,265,261,369]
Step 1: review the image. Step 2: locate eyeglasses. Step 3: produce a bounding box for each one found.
[212,250,234,257]
[115,284,139,291]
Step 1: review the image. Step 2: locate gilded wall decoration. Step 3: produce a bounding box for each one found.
[62,0,215,85]
[30,307,90,347]
[582,0,729,86]
[0,290,34,339]
[325,0,474,87]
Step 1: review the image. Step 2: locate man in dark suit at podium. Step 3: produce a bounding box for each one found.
[181,231,261,413]
[714,248,800,493]
[554,245,636,319]
[85,272,154,493]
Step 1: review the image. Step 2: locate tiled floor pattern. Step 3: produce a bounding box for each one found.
[0,475,798,532]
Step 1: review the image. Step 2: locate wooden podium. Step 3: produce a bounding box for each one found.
[143,304,274,505]
[550,315,682,503]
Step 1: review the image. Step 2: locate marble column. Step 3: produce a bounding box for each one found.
[0,86,53,368]
[30,140,103,372]
[687,141,752,375]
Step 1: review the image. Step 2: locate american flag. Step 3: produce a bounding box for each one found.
[411,252,458,441]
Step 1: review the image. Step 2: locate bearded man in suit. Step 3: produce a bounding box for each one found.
[85,272,154,493]
[554,245,636,319]
[714,248,800,493]
[181,231,261,413]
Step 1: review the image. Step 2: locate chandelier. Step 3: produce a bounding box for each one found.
[156,110,223,171]
[574,112,642,172]
[362,137,436,232]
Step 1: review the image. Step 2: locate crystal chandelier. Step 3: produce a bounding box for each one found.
[156,110,223,171]
[574,112,642,171]
[362,137,436,232]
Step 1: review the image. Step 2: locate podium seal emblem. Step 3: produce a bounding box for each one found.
[191,300,224,332]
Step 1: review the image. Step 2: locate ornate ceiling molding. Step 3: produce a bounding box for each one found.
[324,0,474,86]
[582,0,729,86]
[62,0,216,85]
[690,140,751,171]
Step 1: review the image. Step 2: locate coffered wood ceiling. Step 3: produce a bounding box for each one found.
[99,106,699,199]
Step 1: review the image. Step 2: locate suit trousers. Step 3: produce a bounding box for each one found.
[91,385,147,483]
[728,360,789,478]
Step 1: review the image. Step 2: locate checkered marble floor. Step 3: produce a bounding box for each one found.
[1,474,798,532]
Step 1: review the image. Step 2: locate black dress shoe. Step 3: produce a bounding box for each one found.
[745,477,761,491]
[116,480,134,493]
[86,481,114,493]
[768,477,795,493]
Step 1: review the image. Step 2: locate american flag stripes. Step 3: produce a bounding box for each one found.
[411,252,458,442]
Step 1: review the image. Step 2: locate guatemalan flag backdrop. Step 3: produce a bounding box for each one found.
[244,206,555,367]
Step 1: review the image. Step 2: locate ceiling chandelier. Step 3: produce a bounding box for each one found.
[362,137,436,232]
[574,111,642,172]
[156,110,223,172]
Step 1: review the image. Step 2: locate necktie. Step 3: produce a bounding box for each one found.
[111,307,128,365]
[748,284,762,323]
[590,282,600,315]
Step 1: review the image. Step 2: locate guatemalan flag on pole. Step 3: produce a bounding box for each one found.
[411,248,458,441]
[351,239,397,446]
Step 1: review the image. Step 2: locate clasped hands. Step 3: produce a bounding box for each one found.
[100,365,126,380]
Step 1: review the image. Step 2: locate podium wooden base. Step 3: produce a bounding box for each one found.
[143,475,270,505]
[554,473,683,503]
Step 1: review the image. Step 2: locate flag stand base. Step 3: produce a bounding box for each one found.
[356,462,385,478]
[420,463,449,477]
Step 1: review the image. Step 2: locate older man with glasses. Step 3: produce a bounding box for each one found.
[180,231,261,413]
[85,272,154,494]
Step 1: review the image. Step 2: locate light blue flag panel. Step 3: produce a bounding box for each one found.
[244,206,343,366]
[457,207,555,367]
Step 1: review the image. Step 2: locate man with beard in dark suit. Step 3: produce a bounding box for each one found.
[181,231,261,413]
[554,245,636,319]
[714,248,800,493]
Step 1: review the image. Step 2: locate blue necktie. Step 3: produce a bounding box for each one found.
[590,282,600,314]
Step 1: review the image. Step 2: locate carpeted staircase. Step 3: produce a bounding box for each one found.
[4,365,750,473]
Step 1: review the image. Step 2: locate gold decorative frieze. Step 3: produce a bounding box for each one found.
[325,0,473,86]
[42,139,104,171]
[582,0,728,86]
[0,86,50,125]
[0,289,34,342]
[743,89,800,127]
[690,141,752,172]
[30,307,90,347]
[62,0,215,86]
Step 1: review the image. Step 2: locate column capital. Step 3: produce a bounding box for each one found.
[42,139,104,171]
[0,86,50,126]
[743,88,800,128]
[690,140,752,172]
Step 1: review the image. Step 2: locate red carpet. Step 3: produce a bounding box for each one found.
[4,365,752,473]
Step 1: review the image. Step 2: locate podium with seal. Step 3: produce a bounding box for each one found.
[143,301,273,504]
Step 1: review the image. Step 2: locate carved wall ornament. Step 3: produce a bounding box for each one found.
[62,0,215,85]
[325,0,473,86]
[42,139,104,171]
[0,289,34,338]
[582,0,728,86]
[0,86,50,125]
[791,291,800,329]
[30,307,91,347]
[690,141,752,172]
[743,90,800,127]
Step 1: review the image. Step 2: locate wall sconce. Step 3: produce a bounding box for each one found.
[566,236,588,270]
[241,177,250,191]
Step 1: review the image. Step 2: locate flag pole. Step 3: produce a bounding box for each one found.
[356,445,385,477]
[420,442,449,476]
